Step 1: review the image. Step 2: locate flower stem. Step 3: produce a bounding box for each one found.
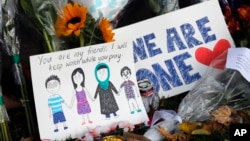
[80,33,84,47]
[13,62,37,137]
[20,83,34,136]
[43,29,54,52]
[35,13,54,52]
[0,105,12,141]
[89,25,96,45]
[0,121,12,141]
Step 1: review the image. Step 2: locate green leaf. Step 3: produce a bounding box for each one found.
[20,0,34,16]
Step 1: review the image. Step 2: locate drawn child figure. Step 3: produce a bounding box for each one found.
[119,66,142,114]
[71,67,94,125]
[94,63,119,120]
[46,75,69,132]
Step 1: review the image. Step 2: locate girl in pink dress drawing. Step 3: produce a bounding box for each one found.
[70,67,94,125]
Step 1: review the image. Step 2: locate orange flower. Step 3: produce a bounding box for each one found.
[99,18,115,42]
[224,5,241,34]
[227,17,241,34]
[238,5,250,21]
[224,5,232,19]
[55,2,88,37]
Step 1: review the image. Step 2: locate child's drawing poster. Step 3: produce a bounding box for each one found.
[114,0,235,98]
[29,41,148,140]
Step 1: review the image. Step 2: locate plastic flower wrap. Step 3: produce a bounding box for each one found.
[75,0,130,21]
[147,0,179,15]
[177,50,250,122]
[0,54,12,141]
[20,0,116,52]
[0,0,12,140]
[19,0,67,52]
[0,98,11,140]
[0,0,36,137]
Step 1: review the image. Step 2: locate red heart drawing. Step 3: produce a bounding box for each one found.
[195,39,231,69]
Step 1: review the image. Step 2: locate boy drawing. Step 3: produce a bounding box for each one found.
[119,66,142,114]
[46,75,69,132]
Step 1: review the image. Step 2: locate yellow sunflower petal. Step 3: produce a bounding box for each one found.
[55,18,67,36]
[73,2,79,15]
[79,7,88,23]
[64,4,72,20]
[69,2,79,17]
[74,29,81,36]
[63,29,73,36]
[68,23,77,30]
[66,3,75,18]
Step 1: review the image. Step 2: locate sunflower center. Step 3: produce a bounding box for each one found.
[67,17,81,25]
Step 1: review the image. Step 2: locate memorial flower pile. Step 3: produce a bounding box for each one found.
[20,0,115,52]
[8,0,250,140]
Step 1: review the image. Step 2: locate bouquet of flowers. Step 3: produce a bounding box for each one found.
[0,54,11,141]
[221,0,250,47]
[0,0,37,138]
[19,0,116,53]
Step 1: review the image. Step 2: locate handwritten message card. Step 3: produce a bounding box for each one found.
[30,41,148,140]
[114,0,235,98]
[226,47,250,82]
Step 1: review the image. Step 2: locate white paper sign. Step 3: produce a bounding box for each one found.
[226,47,250,82]
[114,0,235,98]
[30,41,148,140]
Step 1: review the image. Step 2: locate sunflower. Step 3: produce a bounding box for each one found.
[55,2,88,37]
[99,18,115,42]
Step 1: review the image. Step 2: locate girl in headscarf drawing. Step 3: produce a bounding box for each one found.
[71,67,94,125]
[94,63,119,119]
